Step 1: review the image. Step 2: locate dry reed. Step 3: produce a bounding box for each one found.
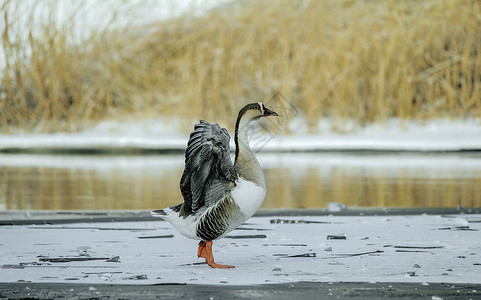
[1,0,481,133]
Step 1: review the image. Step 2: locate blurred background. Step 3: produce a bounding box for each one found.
[1,0,481,212]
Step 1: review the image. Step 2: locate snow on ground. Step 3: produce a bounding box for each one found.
[1,118,480,153]
[0,119,187,152]
[264,118,481,152]
[1,214,480,285]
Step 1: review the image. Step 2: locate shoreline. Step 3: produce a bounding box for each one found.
[1,281,479,299]
[1,118,481,155]
[1,207,481,225]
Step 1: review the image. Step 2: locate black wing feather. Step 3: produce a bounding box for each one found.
[179,120,238,217]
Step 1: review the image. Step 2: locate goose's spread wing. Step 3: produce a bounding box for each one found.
[179,120,238,217]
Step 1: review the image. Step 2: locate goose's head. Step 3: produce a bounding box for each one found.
[238,102,278,122]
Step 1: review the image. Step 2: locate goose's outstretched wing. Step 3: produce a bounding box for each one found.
[179,120,238,217]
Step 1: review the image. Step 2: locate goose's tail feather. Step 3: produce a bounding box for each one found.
[151,209,167,217]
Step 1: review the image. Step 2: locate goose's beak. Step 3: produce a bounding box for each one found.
[262,106,278,117]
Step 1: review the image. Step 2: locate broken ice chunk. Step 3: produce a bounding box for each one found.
[327,202,347,212]
[77,246,91,256]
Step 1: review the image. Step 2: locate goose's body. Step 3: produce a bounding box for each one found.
[161,176,265,241]
[152,102,278,268]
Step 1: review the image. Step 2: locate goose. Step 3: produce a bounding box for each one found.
[152,102,278,268]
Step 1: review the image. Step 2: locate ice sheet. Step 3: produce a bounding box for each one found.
[1,214,480,285]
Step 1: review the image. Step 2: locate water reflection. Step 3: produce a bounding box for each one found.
[1,153,481,210]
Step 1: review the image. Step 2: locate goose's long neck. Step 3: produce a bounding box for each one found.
[234,114,266,189]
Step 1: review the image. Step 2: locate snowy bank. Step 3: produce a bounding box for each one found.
[1,119,480,153]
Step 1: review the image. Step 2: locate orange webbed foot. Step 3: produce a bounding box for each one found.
[207,261,235,269]
[197,240,235,269]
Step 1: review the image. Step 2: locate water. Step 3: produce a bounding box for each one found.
[1,153,481,211]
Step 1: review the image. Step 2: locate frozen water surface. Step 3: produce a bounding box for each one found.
[1,214,480,285]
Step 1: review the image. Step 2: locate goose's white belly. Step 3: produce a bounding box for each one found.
[161,177,266,241]
[214,177,265,239]
[231,177,266,220]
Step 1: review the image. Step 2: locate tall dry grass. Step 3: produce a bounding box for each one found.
[1,0,481,133]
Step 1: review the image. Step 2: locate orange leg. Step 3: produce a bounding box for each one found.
[198,241,208,258]
[197,240,234,269]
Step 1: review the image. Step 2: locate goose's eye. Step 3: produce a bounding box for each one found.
[254,105,259,109]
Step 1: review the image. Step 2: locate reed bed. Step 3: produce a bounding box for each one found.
[1,0,481,133]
